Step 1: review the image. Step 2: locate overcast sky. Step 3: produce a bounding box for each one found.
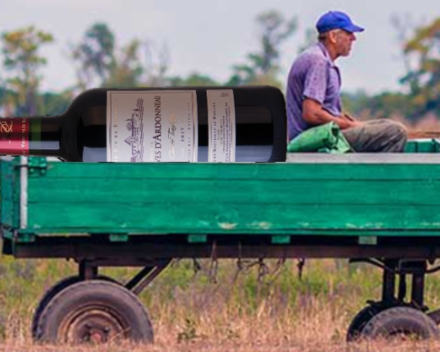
[0,0,438,94]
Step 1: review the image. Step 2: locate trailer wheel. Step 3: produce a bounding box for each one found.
[360,307,439,340]
[32,275,119,340]
[34,280,153,344]
[346,304,385,342]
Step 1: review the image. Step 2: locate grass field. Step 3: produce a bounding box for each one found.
[1,257,440,351]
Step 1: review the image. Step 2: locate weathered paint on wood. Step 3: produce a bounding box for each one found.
[405,138,440,153]
[2,152,440,238]
[1,158,19,230]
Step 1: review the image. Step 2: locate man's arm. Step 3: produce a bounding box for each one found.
[302,98,361,129]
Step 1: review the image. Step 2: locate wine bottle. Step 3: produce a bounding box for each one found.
[0,86,287,162]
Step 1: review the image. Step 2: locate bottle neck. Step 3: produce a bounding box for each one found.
[0,116,62,157]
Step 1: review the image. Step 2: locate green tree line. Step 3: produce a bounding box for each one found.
[341,16,440,125]
[0,10,440,125]
[0,10,296,117]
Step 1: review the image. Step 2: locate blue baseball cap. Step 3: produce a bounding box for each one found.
[316,11,364,34]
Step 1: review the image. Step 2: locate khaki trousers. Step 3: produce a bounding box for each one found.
[342,119,408,153]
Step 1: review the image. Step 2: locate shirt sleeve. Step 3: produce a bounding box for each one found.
[303,58,328,104]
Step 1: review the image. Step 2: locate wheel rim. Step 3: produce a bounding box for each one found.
[59,305,129,344]
[33,276,121,341]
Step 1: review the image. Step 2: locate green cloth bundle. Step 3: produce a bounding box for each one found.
[287,122,352,153]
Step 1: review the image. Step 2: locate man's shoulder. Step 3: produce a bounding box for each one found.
[294,45,327,67]
[290,47,327,77]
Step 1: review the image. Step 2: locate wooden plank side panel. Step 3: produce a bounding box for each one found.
[28,179,440,206]
[1,159,19,229]
[25,160,440,234]
[26,202,440,234]
[37,161,440,181]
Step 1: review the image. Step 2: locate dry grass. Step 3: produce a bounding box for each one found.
[1,259,440,351]
[1,342,440,352]
[1,307,440,352]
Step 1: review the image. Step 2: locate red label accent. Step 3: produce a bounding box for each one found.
[0,118,29,155]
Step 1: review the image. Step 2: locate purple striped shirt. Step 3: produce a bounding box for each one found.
[286,42,342,140]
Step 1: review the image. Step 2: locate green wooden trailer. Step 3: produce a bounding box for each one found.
[2,139,440,343]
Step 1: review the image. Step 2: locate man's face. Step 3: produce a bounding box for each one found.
[334,29,357,57]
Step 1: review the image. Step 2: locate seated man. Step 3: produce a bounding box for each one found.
[286,10,408,152]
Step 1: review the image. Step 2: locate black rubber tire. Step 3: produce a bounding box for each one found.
[32,276,82,339]
[361,306,440,340]
[34,280,153,344]
[346,305,384,342]
[32,275,119,340]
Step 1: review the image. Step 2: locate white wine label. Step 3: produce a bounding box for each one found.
[107,90,198,162]
[207,90,236,162]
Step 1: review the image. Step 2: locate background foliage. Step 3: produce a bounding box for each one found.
[1,10,440,127]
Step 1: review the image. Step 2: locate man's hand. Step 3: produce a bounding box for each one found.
[340,113,363,129]
[338,118,357,129]
[302,99,363,129]
[343,112,355,121]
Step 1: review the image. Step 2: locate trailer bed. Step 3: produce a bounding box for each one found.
[2,139,440,262]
